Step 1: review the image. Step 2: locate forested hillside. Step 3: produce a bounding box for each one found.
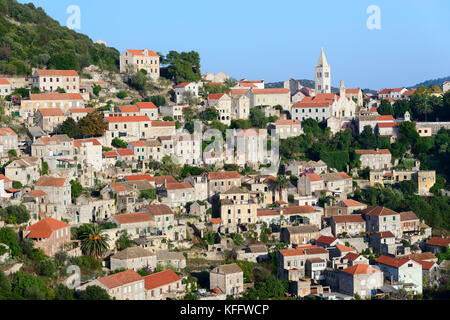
[0,0,120,75]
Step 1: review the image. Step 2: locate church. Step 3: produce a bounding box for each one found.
[291,49,357,133]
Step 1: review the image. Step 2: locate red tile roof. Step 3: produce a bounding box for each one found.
[27,190,47,197]
[208,171,243,181]
[127,49,158,57]
[38,108,64,117]
[413,259,436,270]
[125,174,155,182]
[280,245,327,257]
[110,182,126,192]
[332,214,365,223]
[316,235,337,245]
[276,120,301,125]
[376,255,412,268]
[113,212,152,224]
[230,89,249,95]
[342,264,379,275]
[136,102,158,109]
[103,151,118,158]
[35,69,79,77]
[30,93,83,101]
[210,218,222,224]
[26,217,69,238]
[39,137,59,145]
[105,116,150,123]
[143,270,181,290]
[361,206,398,216]
[377,115,395,121]
[336,244,357,253]
[151,121,175,127]
[345,89,361,94]
[399,211,419,222]
[341,199,366,207]
[356,149,391,155]
[283,206,316,215]
[208,93,225,100]
[119,105,140,113]
[36,176,66,187]
[74,138,101,147]
[145,204,173,216]
[306,173,323,182]
[426,237,450,247]
[376,231,395,238]
[377,88,405,94]
[69,108,94,114]
[257,209,281,217]
[0,174,12,183]
[338,172,351,179]
[175,82,191,88]
[154,176,178,185]
[117,148,134,156]
[343,252,361,262]
[378,122,398,128]
[0,127,16,136]
[0,78,10,85]
[165,182,193,190]
[97,270,143,289]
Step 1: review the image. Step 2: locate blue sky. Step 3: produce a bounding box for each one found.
[19,0,450,89]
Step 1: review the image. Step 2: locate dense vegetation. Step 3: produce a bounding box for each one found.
[0,0,120,74]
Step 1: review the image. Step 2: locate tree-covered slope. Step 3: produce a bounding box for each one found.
[0,0,120,75]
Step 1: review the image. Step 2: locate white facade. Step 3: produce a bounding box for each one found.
[315,48,331,94]
[32,69,80,93]
[174,83,199,104]
[120,49,160,79]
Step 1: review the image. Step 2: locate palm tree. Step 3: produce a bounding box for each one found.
[274,175,289,203]
[80,224,110,258]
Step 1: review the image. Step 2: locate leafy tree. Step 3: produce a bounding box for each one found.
[70,180,83,199]
[78,111,108,137]
[7,149,17,158]
[117,230,133,251]
[37,259,58,278]
[41,161,49,176]
[78,285,111,300]
[49,52,79,70]
[12,181,22,189]
[12,272,46,297]
[0,205,30,224]
[200,108,219,122]
[148,95,166,107]
[250,108,269,128]
[116,90,128,99]
[93,84,101,96]
[139,188,156,200]
[58,117,81,138]
[54,284,75,300]
[112,138,128,148]
[236,260,254,283]
[378,99,394,116]
[163,51,201,83]
[79,224,110,258]
[0,227,22,257]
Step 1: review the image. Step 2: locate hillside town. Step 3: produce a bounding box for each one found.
[0,40,450,301]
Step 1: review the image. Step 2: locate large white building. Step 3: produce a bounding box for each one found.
[32,69,80,94]
[120,49,160,79]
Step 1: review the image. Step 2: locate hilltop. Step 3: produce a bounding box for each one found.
[410,76,450,89]
[0,0,120,75]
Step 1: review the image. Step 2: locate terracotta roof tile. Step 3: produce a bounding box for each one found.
[38,108,64,117]
[97,270,143,289]
[30,93,83,101]
[342,264,379,275]
[145,204,173,216]
[361,206,398,217]
[136,102,158,109]
[36,176,66,187]
[105,116,150,123]
[143,270,181,290]
[208,171,243,181]
[332,214,365,223]
[35,69,79,77]
[426,237,450,247]
[113,212,152,224]
[26,217,69,238]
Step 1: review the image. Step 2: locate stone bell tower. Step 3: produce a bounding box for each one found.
[315,48,331,94]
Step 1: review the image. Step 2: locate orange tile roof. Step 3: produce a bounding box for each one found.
[356,149,391,155]
[208,93,225,100]
[376,231,395,238]
[175,82,191,88]
[338,172,351,179]
[0,127,16,136]
[413,259,436,270]
[336,244,357,253]
[111,182,126,192]
[276,120,301,125]
[27,190,47,197]
[69,108,94,114]
[119,105,140,113]
[345,89,361,94]
[257,209,281,217]
[39,137,59,145]
[105,116,150,123]
[238,82,256,88]
[127,49,158,57]
[377,88,405,94]
[0,174,12,183]
[38,108,64,117]
[378,122,398,128]
[26,217,69,238]
[280,245,327,257]
[343,252,361,262]
[208,171,243,180]
[283,205,316,215]
[377,115,395,121]
[399,211,418,222]
[230,89,249,95]
[407,252,437,262]
[306,173,323,182]
[117,148,134,156]
[154,176,178,185]
[210,218,222,224]
[36,176,66,187]
[342,264,379,275]
[131,141,146,147]
[125,174,155,182]
[30,93,84,101]
[103,151,118,158]
[0,78,10,85]
[35,69,79,77]
[74,138,101,147]
[143,270,181,290]
[113,212,152,224]
[376,255,411,268]
[252,88,289,95]
[97,270,143,289]
[332,214,365,223]
[361,206,398,217]
[341,199,366,207]
[136,102,158,109]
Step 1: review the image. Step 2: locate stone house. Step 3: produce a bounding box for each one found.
[155,251,186,270]
[184,175,208,202]
[143,204,175,234]
[249,88,291,110]
[35,176,71,220]
[369,231,397,255]
[208,171,243,198]
[208,93,232,126]
[136,102,159,120]
[144,269,184,300]
[5,157,40,186]
[104,116,152,146]
[110,246,157,272]
[103,180,154,213]
[278,245,329,281]
[0,78,11,97]
[280,225,320,246]
[210,263,244,297]
[399,211,420,235]
[31,135,73,158]
[285,160,328,176]
[160,181,195,208]
[0,127,18,158]
[330,215,366,237]
[231,94,250,120]
[74,138,102,171]
[21,93,84,122]
[338,264,384,299]
[298,173,325,196]
[324,199,367,217]
[236,244,268,263]
[120,49,160,79]
[322,172,353,194]
[220,186,258,234]
[109,212,154,238]
[272,120,303,139]
[362,206,401,238]
[356,149,392,170]
[35,108,66,133]
[425,237,450,254]
[174,82,199,104]
[24,217,71,256]
[67,107,94,121]
[32,69,80,93]
[80,269,146,300]
[315,235,341,248]
[376,255,423,295]
[22,190,48,221]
